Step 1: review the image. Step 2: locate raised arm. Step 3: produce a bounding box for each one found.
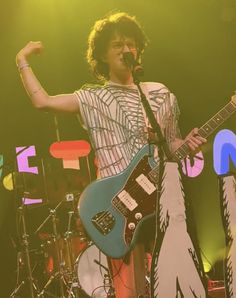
[16,41,79,113]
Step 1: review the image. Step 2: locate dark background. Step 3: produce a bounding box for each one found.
[1,0,236,296]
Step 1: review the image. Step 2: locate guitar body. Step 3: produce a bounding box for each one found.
[78,144,158,258]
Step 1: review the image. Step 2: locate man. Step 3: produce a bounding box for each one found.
[16,12,206,297]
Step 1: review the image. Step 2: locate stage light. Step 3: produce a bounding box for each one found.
[203,261,211,273]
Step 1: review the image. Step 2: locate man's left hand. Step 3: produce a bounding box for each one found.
[184,128,207,152]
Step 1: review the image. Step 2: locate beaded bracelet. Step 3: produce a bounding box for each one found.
[18,63,30,71]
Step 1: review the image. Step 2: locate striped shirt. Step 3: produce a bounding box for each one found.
[75,82,180,178]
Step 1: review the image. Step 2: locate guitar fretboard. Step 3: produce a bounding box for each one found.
[148,100,236,182]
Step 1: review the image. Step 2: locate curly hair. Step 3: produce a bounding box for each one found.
[86,12,148,81]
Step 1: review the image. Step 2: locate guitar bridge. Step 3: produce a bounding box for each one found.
[92,211,115,235]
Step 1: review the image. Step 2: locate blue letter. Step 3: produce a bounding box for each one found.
[213,129,236,175]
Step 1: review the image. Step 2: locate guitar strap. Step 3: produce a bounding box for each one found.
[138,83,152,135]
[138,83,161,148]
[138,83,174,155]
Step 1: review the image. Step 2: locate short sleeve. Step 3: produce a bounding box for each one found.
[74,88,89,130]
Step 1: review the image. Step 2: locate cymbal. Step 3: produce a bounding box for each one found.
[11,168,90,205]
[12,171,44,199]
[45,169,86,205]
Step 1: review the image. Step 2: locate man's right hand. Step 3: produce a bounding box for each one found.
[16,41,44,64]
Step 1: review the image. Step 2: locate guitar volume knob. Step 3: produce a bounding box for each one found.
[128,222,135,230]
[135,213,142,220]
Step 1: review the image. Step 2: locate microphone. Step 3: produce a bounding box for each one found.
[123,52,144,76]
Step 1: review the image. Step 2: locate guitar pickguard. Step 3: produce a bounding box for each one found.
[111,155,157,245]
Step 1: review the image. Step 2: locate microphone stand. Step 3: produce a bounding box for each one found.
[132,75,172,160]
[131,66,173,298]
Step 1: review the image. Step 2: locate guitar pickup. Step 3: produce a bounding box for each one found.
[117,190,138,211]
[136,174,156,195]
[92,211,115,235]
[112,196,129,216]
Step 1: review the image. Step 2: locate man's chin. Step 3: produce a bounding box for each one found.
[120,64,132,73]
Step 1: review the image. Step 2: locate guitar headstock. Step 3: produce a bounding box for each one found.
[231,94,236,106]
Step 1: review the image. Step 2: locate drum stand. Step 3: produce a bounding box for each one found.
[36,202,66,298]
[63,210,81,298]
[94,259,115,298]
[10,204,39,298]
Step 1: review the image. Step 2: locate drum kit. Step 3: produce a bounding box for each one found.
[9,158,114,298]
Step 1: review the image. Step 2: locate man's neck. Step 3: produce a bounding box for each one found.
[109,72,134,86]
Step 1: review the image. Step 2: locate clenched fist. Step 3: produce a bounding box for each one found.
[16,41,44,65]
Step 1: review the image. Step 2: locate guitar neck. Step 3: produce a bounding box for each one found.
[148,99,236,183]
[171,100,236,161]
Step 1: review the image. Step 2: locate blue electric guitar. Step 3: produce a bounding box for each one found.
[78,98,236,258]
